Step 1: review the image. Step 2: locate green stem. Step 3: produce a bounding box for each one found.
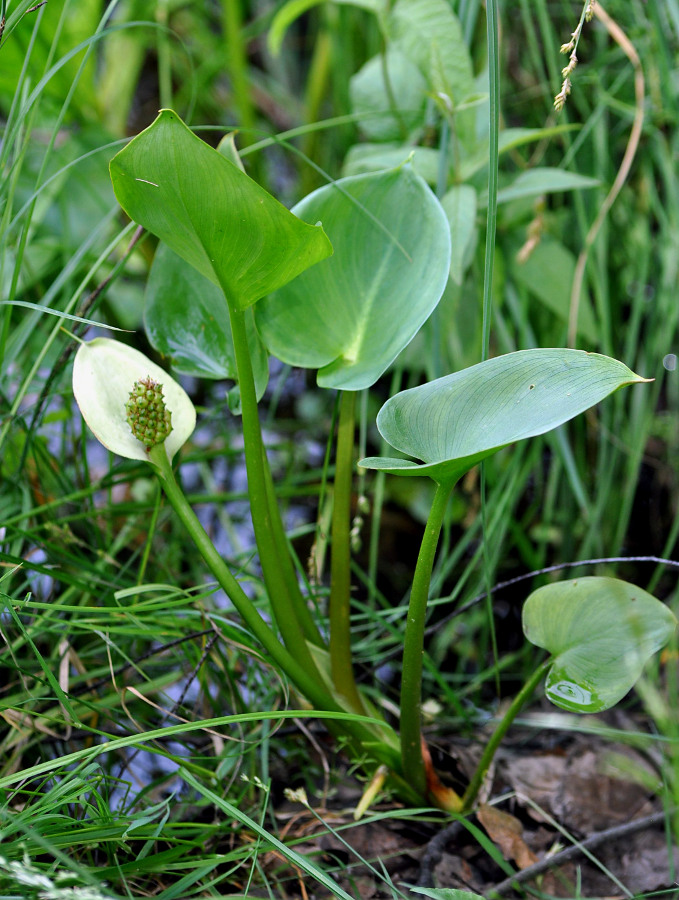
[222,0,256,145]
[228,306,320,676]
[156,0,173,109]
[261,452,324,646]
[400,480,454,798]
[461,658,551,811]
[329,390,366,714]
[482,0,500,363]
[149,446,332,713]
[150,446,404,776]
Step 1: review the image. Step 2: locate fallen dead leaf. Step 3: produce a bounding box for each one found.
[477,804,539,870]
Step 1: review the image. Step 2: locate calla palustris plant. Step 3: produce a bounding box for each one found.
[72,337,401,775]
[70,109,676,814]
[359,348,661,804]
[109,110,336,681]
[256,161,451,712]
[460,574,677,811]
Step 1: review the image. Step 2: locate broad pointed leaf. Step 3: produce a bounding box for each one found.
[110,109,332,310]
[256,165,451,390]
[523,577,677,713]
[144,243,269,411]
[359,349,647,481]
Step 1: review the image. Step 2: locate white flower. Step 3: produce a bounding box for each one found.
[73,338,195,463]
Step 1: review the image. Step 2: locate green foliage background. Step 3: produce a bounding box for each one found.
[1,0,679,895]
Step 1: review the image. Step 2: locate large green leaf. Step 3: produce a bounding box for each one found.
[256,166,451,390]
[144,243,269,411]
[523,577,677,713]
[109,109,332,310]
[359,349,647,481]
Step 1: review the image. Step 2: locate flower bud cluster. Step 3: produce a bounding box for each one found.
[125,376,173,450]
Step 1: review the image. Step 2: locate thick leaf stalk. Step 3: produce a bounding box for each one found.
[399,480,454,799]
[149,444,331,712]
[329,390,367,714]
[228,306,324,676]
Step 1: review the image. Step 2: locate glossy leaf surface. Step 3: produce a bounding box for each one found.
[73,338,196,464]
[523,577,677,713]
[144,243,269,409]
[359,349,647,481]
[110,110,332,310]
[257,165,450,390]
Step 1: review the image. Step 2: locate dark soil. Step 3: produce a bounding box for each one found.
[262,710,679,899]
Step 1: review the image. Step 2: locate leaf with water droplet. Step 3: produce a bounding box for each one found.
[543,672,601,713]
[523,576,677,713]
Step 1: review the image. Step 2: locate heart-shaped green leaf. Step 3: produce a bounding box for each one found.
[144,242,269,411]
[359,349,648,482]
[523,577,677,713]
[110,109,332,310]
[256,165,451,390]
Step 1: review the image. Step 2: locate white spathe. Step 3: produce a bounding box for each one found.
[73,338,196,463]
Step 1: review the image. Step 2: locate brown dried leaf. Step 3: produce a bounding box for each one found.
[477,804,539,870]
[504,741,656,833]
